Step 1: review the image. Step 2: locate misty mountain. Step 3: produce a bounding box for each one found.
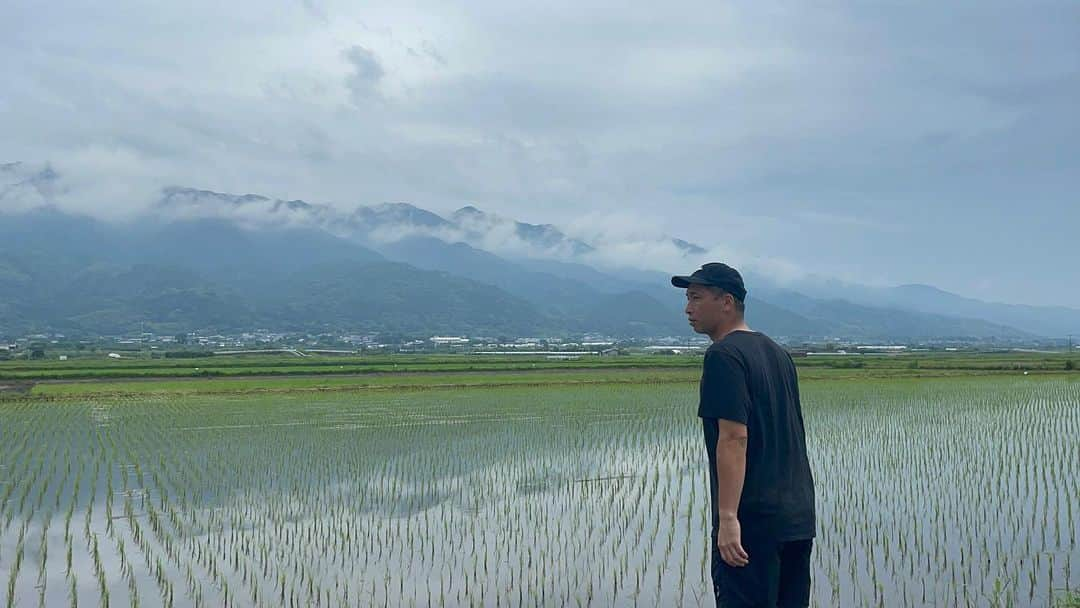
[0,162,61,209]
[0,209,687,337]
[514,258,658,294]
[0,179,1065,340]
[751,287,1029,341]
[771,278,1080,338]
[451,205,596,257]
[262,261,553,336]
[0,251,253,334]
[861,284,1080,338]
[130,218,385,287]
[155,187,709,266]
[373,236,691,335]
[371,237,821,337]
[352,202,454,234]
[0,231,550,336]
[885,284,1080,337]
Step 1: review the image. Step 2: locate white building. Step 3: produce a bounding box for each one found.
[430,336,470,345]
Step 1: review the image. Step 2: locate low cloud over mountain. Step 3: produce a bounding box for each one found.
[3,168,1074,340]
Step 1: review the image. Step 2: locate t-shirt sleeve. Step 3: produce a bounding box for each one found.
[698,350,751,424]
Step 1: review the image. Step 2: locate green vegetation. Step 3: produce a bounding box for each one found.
[1,376,1077,605]
[2,351,1077,400]
[6,353,702,381]
[1058,590,1080,607]
[27,368,702,398]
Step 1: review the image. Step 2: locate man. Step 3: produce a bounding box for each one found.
[672,262,816,608]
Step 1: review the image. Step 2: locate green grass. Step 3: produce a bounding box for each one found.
[1058,590,1080,607]
[26,368,700,398]
[19,365,1073,400]
[0,354,703,380]
[4,350,1077,378]
[4,351,1077,399]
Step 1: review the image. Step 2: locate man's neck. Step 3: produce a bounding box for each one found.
[710,320,751,342]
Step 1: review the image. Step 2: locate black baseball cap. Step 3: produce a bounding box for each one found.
[671,262,747,301]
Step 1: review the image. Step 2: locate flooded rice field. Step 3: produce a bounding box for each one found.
[1,377,1078,607]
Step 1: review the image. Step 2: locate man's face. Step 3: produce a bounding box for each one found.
[684,284,730,335]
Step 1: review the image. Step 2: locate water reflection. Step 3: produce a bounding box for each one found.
[1,381,1078,607]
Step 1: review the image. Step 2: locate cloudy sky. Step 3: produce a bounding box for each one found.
[2,1,1078,306]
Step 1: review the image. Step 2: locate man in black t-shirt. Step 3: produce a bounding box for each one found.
[672,263,816,608]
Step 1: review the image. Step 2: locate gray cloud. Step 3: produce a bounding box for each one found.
[343,45,386,102]
[1,0,1078,306]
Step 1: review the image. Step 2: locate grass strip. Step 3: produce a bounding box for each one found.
[16,366,1077,400]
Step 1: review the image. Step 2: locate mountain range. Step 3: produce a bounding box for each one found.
[2,163,1078,341]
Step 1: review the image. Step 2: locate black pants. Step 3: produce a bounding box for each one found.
[710,534,813,608]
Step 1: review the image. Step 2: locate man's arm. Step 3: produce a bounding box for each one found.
[715,418,749,567]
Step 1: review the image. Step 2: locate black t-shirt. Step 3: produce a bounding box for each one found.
[699,330,816,542]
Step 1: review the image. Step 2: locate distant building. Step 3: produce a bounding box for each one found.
[430,336,470,345]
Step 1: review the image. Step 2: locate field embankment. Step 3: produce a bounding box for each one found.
[2,351,1076,399]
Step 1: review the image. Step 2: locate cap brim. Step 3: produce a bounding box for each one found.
[671,275,707,288]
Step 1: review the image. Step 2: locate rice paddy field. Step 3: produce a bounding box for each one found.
[1,375,1078,607]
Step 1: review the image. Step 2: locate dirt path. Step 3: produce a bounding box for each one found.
[0,381,34,396]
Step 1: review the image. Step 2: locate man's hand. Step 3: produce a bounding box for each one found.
[716,513,749,567]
